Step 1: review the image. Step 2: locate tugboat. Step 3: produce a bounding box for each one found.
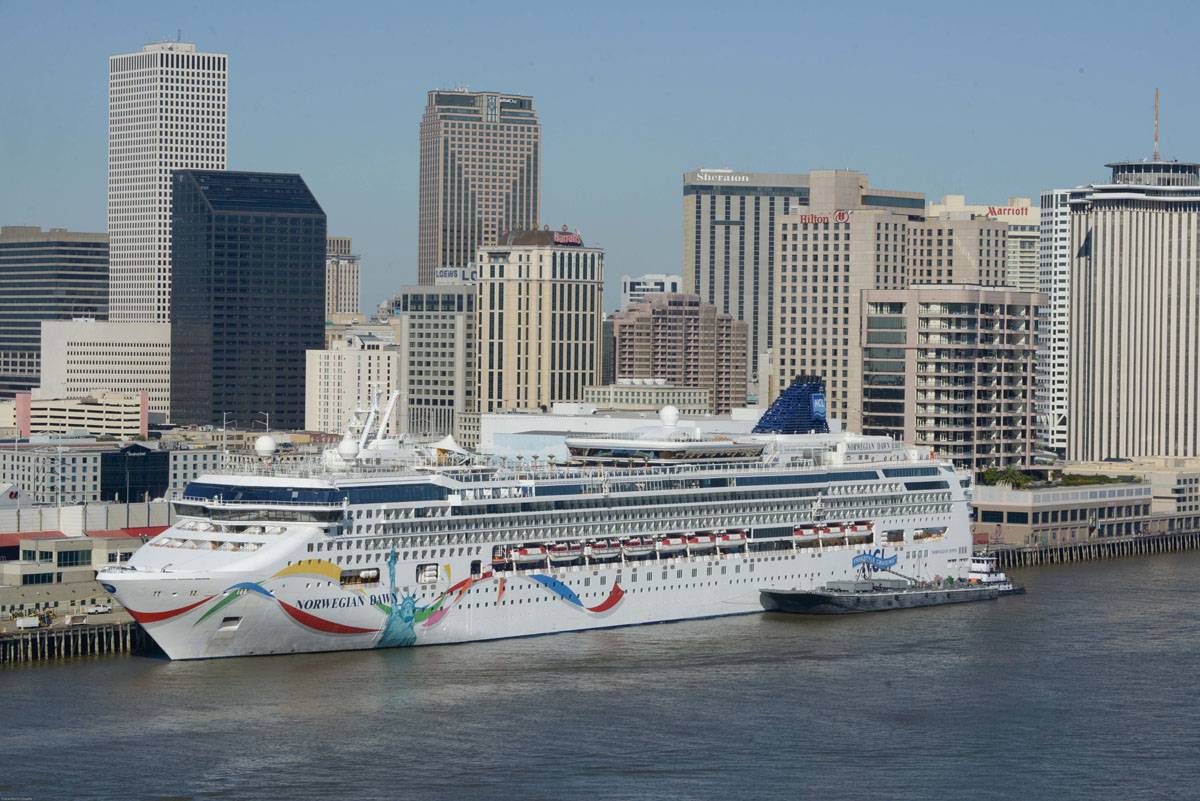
[967,554,1025,595]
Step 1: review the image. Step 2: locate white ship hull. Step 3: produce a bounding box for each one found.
[103,517,970,660]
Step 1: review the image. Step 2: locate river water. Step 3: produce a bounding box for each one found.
[2,552,1198,801]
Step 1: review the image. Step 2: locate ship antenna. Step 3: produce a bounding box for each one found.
[1154,87,1161,161]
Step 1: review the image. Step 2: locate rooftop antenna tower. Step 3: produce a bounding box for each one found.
[1154,87,1161,161]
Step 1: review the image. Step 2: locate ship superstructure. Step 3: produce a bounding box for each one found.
[99,384,973,659]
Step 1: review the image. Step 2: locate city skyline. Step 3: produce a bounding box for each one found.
[3,1,1200,312]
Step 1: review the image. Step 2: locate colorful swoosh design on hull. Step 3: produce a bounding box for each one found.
[149,555,629,648]
[127,595,215,624]
[527,574,625,613]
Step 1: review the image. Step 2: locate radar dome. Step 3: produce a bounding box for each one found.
[337,437,360,460]
[254,435,277,458]
[659,405,680,427]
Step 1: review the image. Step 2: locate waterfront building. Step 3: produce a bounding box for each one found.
[0,227,108,398]
[1064,457,1200,515]
[0,392,148,439]
[928,195,1041,291]
[682,169,809,384]
[305,332,402,437]
[620,273,682,308]
[1036,189,1072,457]
[170,170,326,430]
[972,480,1152,547]
[418,88,540,284]
[380,284,477,440]
[582,380,711,416]
[108,41,227,322]
[475,227,603,414]
[1068,156,1200,460]
[772,170,1004,430]
[860,285,1041,471]
[325,236,361,318]
[38,320,171,415]
[610,293,747,414]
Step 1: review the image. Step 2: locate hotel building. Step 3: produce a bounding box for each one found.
[773,171,1010,431]
[610,293,747,414]
[305,332,402,437]
[38,319,172,415]
[475,228,603,414]
[927,195,1041,291]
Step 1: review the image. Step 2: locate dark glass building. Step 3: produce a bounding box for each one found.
[0,226,108,398]
[170,171,326,429]
[99,443,169,503]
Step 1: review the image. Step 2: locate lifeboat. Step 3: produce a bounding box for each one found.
[656,536,688,556]
[819,524,846,542]
[687,533,717,552]
[793,525,818,541]
[622,537,656,559]
[717,530,747,550]
[548,542,584,564]
[588,540,622,561]
[508,546,548,565]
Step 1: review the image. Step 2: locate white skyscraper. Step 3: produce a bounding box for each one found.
[108,41,227,322]
[1036,189,1071,456]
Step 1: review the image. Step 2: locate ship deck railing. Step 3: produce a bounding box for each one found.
[192,453,824,489]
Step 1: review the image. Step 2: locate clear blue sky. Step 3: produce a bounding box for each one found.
[2,0,1198,312]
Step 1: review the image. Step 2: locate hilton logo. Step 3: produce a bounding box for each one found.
[795,210,851,225]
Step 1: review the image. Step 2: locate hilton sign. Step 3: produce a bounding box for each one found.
[794,210,852,225]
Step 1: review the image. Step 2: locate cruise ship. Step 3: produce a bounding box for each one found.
[98,379,973,660]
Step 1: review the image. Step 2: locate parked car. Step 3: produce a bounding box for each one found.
[85,604,112,614]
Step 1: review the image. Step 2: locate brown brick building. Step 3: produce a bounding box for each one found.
[611,293,747,414]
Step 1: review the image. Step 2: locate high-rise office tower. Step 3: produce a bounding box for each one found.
[325,236,361,318]
[108,41,227,322]
[418,89,540,284]
[170,171,326,429]
[1036,189,1072,457]
[682,169,809,385]
[475,228,603,413]
[1069,156,1200,460]
[0,226,108,397]
[610,293,748,414]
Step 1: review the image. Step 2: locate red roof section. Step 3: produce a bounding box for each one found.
[87,526,167,539]
[0,530,66,548]
[0,527,165,548]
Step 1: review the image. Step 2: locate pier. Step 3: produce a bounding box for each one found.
[0,621,151,665]
[979,529,1200,570]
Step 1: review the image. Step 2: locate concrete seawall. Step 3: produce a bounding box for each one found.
[978,530,1200,570]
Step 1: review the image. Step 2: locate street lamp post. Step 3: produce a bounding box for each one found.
[254,411,270,433]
